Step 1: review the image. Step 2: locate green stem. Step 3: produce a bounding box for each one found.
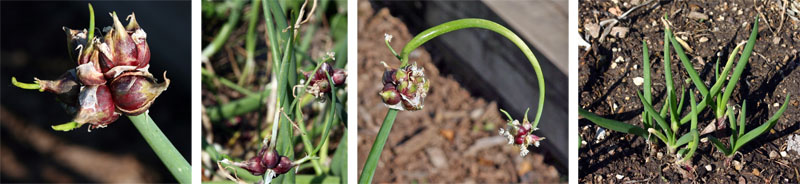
[202,68,255,96]
[359,109,398,184]
[202,0,244,60]
[238,0,262,86]
[87,3,95,42]
[11,77,42,91]
[128,113,191,184]
[398,18,545,128]
[205,89,271,122]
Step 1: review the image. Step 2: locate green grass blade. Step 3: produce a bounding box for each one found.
[238,0,262,86]
[359,109,398,184]
[330,131,347,183]
[205,89,271,122]
[638,91,673,138]
[578,108,648,137]
[202,0,244,59]
[727,106,737,144]
[129,113,191,184]
[708,136,732,156]
[739,101,746,137]
[642,40,653,129]
[680,90,699,163]
[720,16,759,116]
[668,33,709,97]
[732,95,789,152]
[674,132,693,147]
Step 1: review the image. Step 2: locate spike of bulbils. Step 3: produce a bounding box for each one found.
[378,62,428,111]
[232,145,294,176]
[305,62,346,99]
[498,108,544,157]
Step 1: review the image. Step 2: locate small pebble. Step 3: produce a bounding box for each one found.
[770,150,779,159]
[616,174,624,180]
[657,152,663,159]
[633,64,638,69]
[733,160,743,171]
[688,11,709,20]
[774,103,780,107]
[611,62,618,69]
[615,56,624,63]
[780,151,787,157]
[610,26,629,38]
[596,127,607,142]
[699,37,709,43]
[774,37,781,44]
[633,77,644,86]
[585,23,601,38]
[705,165,713,171]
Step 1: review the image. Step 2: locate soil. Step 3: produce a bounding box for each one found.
[356,0,561,183]
[579,0,800,183]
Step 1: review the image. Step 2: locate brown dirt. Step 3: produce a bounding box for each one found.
[356,1,561,183]
[579,0,800,183]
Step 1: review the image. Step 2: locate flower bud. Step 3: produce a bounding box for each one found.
[261,149,280,169]
[332,69,346,86]
[109,71,170,116]
[273,156,293,174]
[73,85,120,129]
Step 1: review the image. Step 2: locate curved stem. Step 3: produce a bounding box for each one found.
[87,3,95,42]
[129,113,191,184]
[358,109,397,184]
[398,18,545,128]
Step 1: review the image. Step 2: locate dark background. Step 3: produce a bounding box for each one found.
[1,1,190,182]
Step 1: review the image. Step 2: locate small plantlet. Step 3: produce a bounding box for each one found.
[709,96,790,158]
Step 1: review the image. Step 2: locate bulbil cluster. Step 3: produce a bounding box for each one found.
[379,62,429,111]
[498,109,545,157]
[234,146,295,176]
[304,62,346,99]
[13,11,168,131]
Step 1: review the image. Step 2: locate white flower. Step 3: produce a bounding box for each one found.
[384,33,393,42]
[519,148,529,157]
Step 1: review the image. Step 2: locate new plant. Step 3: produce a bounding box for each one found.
[360,18,547,184]
[708,98,789,158]
[201,0,348,183]
[10,4,189,183]
[579,15,790,166]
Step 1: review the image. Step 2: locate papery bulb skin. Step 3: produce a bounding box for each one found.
[261,149,280,169]
[382,69,396,85]
[109,71,170,116]
[273,156,293,174]
[36,69,82,106]
[73,85,120,129]
[63,27,88,62]
[332,69,346,86]
[125,13,150,69]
